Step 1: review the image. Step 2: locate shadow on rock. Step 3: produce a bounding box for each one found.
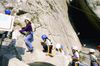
[1,39,25,61]
[28,62,55,66]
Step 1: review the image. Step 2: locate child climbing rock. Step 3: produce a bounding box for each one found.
[44,43,65,57]
[89,49,100,66]
[54,43,65,55]
[19,18,33,53]
[5,9,15,38]
[69,46,80,66]
[5,9,11,38]
[41,34,53,56]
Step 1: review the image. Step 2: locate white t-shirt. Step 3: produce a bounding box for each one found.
[55,50,65,55]
[45,39,52,46]
[90,54,97,61]
[73,52,79,58]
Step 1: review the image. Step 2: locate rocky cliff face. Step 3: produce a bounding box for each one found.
[86,0,100,18]
[0,0,81,66]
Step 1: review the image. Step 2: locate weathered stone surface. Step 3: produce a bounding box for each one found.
[2,54,29,66]
[0,3,5,13]
[0,0,82,66]
[86,0,100,18]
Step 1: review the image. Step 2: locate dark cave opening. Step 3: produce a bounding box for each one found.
[67,0,100,48]
[67,1,100,39]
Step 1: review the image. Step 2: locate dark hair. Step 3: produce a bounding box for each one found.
[56,48,59,51]
[25,19,31,24]
[6,13,10,15]
[28,21,31,24]
[45,37,52,44]
[90,52,94,54]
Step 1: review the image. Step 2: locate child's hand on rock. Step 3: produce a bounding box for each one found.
[46,52,49,56]
[69,54,72,56]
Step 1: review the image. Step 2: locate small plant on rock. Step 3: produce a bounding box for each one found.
[80,55,86,61]
[28,2,32,6]
[14,22,22,27]
[79,51,83,54]
[31,16,35,22]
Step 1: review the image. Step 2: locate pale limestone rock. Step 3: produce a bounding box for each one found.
[0,3,5,13]
[86,0,100,18]
[2,54,29,66]
[12,30,21,40]
[0,0,82,66]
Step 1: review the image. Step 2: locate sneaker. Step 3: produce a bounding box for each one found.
[43,50,47,53]
[26,50,30,52]
[30,48,33,53]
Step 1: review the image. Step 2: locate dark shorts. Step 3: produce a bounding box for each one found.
[91,62,98,66]
[43,45,53,53]
[72,60,79,66]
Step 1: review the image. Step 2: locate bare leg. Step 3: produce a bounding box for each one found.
[46,53,55,57]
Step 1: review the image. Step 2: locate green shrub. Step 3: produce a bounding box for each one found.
[36,1,42,5]
[34,28,36,32]
[31,16,35,22]
[28,2,32,5]
[80,55,86,61]
[46,0,54,11]
[14,22,22,27]
[79,51,83,54]
[36,17,39,22]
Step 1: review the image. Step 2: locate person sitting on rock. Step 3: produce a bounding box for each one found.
[69,46,80,66]
[41,34,53,56]
[19,18,33,53]
[40,38,65,57]
[45,43,65,57]
[89,49,100,66]
[54,43,65,55]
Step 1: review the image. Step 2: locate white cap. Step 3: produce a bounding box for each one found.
[25,18,31,22]
[72,46,78,50]
[89,49,95,52]
[56,43,61,49]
